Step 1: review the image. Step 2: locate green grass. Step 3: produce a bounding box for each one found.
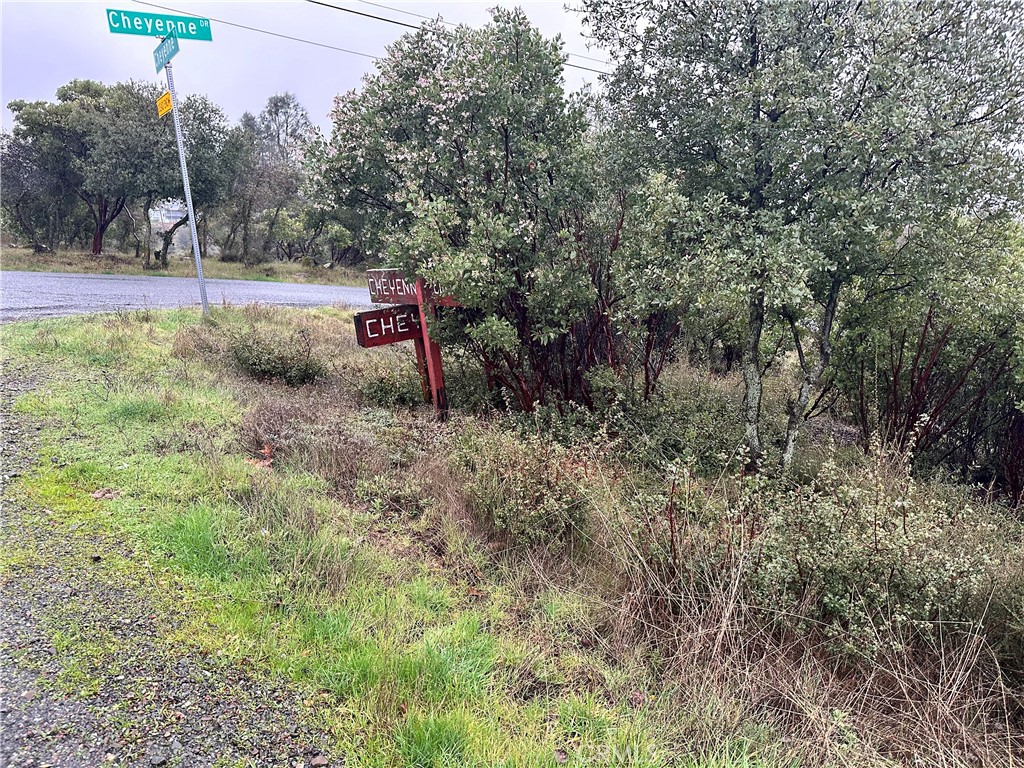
[0,246,365,287]
[2,308,708,768]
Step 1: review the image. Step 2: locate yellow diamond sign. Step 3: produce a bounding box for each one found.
[156,91,173,117]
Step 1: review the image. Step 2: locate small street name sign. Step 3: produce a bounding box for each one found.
[154,33,179,72]
[107,9,212,41]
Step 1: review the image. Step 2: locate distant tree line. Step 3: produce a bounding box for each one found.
[2,83,359,267]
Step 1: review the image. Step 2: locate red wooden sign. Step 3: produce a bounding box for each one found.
[357,270,461,420]
[367,268,418,304]
[353,304,421,347]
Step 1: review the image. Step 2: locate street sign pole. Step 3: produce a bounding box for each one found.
[415,278,448,419]
[163,59,209,315]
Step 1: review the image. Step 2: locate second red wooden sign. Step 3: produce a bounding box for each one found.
[353,304,421,348]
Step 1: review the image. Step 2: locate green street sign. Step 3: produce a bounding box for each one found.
[106,9,212,41]
[153,33,179,72]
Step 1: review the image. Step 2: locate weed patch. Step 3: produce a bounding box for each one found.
[229,323,325,385]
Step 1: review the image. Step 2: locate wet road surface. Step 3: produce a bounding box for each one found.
[0,271,373,322]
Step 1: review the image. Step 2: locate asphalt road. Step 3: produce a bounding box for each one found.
[0,270,373,322]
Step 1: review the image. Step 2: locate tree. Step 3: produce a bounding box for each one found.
[312,10,629,409]
[215,113,264,262]
[257,94,309,257]
[8,79,177,255]
[586,0,1024,467]
[215,95,313,264]
[833,218,1024,502]
[107,81,178,266]
[258,92,312,162]
[0,132,82,251]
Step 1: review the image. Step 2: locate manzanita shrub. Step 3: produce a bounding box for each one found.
[310,10,642,412]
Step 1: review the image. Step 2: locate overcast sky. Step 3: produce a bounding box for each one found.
[1,0,609,132]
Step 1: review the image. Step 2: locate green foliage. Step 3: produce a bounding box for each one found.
[666,452,1024,660]
[228,322,325,386]
[355,474,428,519]
[455,425,591,550]
[831,219,1024,502]
[358,369,423,409]
[311,9,622,410]
[394,712,469,768]
[587,0,1024,464]
[6,79,175,254]
[215,93,333,265]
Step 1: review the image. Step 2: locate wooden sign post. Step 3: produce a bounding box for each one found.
[354,269,457,419]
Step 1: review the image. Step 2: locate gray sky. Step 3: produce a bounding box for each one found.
[1,0,609,132]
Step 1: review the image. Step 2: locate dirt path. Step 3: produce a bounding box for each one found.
[0,365,335,768]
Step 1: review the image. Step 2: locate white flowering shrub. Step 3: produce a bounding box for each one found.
[310,9,626,411]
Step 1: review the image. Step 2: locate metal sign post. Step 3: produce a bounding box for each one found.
[162,58,209,315]
[108,10,212,315]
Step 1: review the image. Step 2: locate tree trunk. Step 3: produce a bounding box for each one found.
[241,211,251,268]
[6,201,44,253]
[782,276,843,469]
[90,198,108,255]
[263,205,282,255]
[201,213,209,260]
[86,196,127,256]
[741,285,766,469]
[142,195,154,268]
[156,214,189,268]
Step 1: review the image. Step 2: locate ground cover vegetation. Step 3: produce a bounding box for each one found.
[3,305,1023,767]
[2,86,360,274]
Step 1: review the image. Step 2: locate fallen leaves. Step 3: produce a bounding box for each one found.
[245,443,274,469]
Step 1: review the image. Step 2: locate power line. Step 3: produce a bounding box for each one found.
[132,0,609,76]
[304,0,611,75]
[358,0,443,24]
[131,0,378,59]
[354,0,610,65]
[307,0,418,30]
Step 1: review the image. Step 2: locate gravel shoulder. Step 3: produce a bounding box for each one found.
[0,363,336,768]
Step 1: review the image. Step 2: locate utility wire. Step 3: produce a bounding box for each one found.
[358,0,447,23]
[304,0,611,74]
[355,0,610,65]
[132,0,379,59]
[132,0,608,75]
[307,0,417,30]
